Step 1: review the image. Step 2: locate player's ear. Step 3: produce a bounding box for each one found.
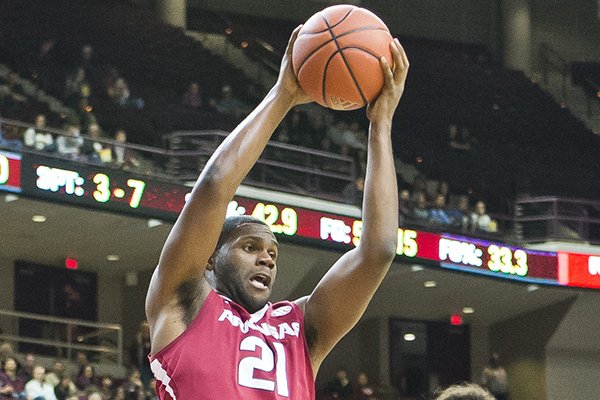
[205,254,216,271]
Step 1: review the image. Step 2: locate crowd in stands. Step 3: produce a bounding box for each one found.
[342,166,497,234]
[0,324,156,400]
[319,369,381,400]
[5,0,597,238]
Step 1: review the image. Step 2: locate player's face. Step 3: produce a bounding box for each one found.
[213,224,279,313]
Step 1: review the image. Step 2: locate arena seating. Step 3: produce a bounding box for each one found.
[1,0,599,224]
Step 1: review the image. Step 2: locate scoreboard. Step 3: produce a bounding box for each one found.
[1,149,598,289]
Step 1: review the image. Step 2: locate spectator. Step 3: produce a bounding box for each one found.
[86,392,102,400]
[144,378,158,400]
[24,114,54,151]
[0,343,15,364]
[75,365,99,392]
[56,123,84,159]
[107,78,144,109]
[0,73,27,116]
[460,126,476,150]
[399,189,412,225]
[81,123,107,164]
[120,369,144,400]
[113,387,126,400]
[31,39,58,87]
[429,193,452,226]
[130,321,152,388]
[19,353,35,382]
[53,376,78,400]
[98,376,113,400]
[411,192,430,223]
[412,174,428,200]
[0,120,23,151]
[25,365,57,400]
[3,72,25,96]
[74,352,88,375]
[435,383,494,400]
[325,369,353,399]
[480,353,509,400]
[470,201,496,233]
[342,176,365,207]
[76,98,97,129]
[77,45,98,79]
[326,120,351,149]
[64,67,91,106]
[354,372,378,400]
[448,124,472,151]
[287,108,312,147]
[214,84,250,120]
[111,129,141,170]
[0,357,26,400]
[449,195,471,231]
[44,360,65,388]
[343,121,368,152]
[307,111,328,149]
[181,82,203,109]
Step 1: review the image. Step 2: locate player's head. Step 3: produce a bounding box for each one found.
[206,215,279,313]
[435,383,494,400]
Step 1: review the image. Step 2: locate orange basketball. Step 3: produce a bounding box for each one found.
[292,5,393,111]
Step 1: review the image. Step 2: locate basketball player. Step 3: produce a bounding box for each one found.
[146,26,409,399]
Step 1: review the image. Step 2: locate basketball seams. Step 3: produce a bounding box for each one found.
[338,46,382,60]
[321,13,367,107]
[293,6,392,110]
[298,7,354,35]
[295,26,388,74]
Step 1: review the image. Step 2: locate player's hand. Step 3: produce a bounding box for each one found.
[366,38,409,123]
[276,25,312,106]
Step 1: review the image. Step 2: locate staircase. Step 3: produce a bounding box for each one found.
[184,31,277,91]
[536,44,600,135]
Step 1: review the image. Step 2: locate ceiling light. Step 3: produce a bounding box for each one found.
[462,307,475,314]
[106,255,120,261]
[32,215,47,223]
[423,280,437,288]
[527,284,540,292]
[147,219,163,228]
[411,265,424,272]
[403,333,416,342]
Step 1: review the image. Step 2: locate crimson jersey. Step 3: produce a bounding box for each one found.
[149,290,315,400]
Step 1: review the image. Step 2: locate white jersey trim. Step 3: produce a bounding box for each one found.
[151,358,177,400]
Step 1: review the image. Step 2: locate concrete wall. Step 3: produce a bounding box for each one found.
[189,0,502,53]
[488,298,575,400]
[315,317,384,394]
[546,293,600,400]
[530,0,600,68]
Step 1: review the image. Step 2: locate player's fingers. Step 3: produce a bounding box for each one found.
[287,25,303,53]
[390,40,408,83]
[380,56,394,85]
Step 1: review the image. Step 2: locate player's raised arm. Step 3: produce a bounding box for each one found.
[298,39,409,371]
[146,27,310,353]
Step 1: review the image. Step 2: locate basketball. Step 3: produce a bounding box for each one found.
[292,5,394,111]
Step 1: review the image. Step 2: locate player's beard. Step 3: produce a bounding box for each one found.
[213,257,270,313]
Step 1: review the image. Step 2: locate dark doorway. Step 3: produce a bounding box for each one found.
[389,318,471,399]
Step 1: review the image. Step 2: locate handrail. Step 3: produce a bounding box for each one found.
[1,118,357,201]
[0,309,123,365]
[0,309,121,330]
[539,43,570,103]
[540,43,570,75]
[514,196,600,244]
[0,334,119,355]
